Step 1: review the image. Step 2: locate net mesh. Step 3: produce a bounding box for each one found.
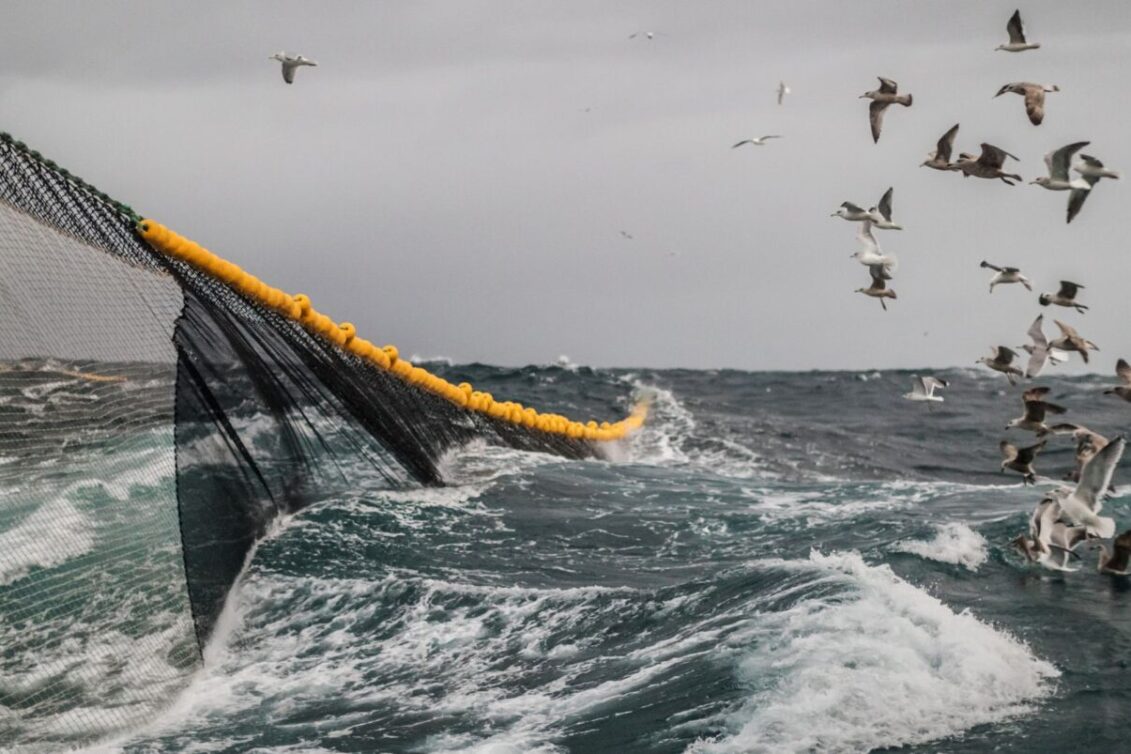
[0,133,641,750]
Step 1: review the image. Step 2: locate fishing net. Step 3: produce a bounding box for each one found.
[0,133,645,750]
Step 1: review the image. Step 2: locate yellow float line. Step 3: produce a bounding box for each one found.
[136,219,648,442]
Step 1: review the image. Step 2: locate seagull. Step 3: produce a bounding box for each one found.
[1032,142,1091,191]
[997,10,1041,53]
[994,83,1058,126]
[867,187,903,230]
[980,261,1031,293]
[1048,436,1124,539]
[629,31,665,40]
[831,201,873,222]
[1062,426,1110,484]
[850,220,897,276]
[1050,320,1098,363]
[1006,386,1066,435]
[860,77,912,144]
[1039,281,1087,313]
[903,375,947,404]
[1104,359,1131,402]
[732,135,782,148]
[977,346,1024,385]
[1013,498,1085,571]
[952,143,1022,185]
[1000,439,1046,485]
[1021,314,1065,379]
[855,265,897,310]
[921,123,960,171]
[777,81,791,106]
[619,230,634,240]
[269,52,318,85]
[1095,530,1131,575]
[1075,154,1121,182]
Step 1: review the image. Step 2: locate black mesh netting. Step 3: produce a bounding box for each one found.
[0,133,611,750]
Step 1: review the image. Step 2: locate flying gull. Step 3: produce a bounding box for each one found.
[1000,439,1046,485]
[1032,142,1091,191]
[850,219,897,277]
[1050,320,1099,363]
[977,346,1023,385]
[629,31,666,40]
[1039,281,1087,313]
[1005,387,1066,435]
[980,261,1031,293]
[903,375,947,404]
[855,265,897,311]
[269,52,318,84]
[860,77,912,144]
[777,81,791,106]
[1062,426,1110,484]
[952,143,1022,185]
[1095,530,1131,575]
[921,123,960,171]
[1103,359,1131,402]
[1022,314,1068,379]
[997,10,1041,53]
[994,82,1059,126]
[1013,498,1085,571]
[1048,436,1124,539]
[732,135,782,148]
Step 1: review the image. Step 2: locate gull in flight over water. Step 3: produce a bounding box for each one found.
[921,123,960,171]
[1050,320,1099,364]
[903,376,947,405]
[850,219,897,276]
[732,135,782,149]
[860,77,912,144]
[1021,314,1067,379]
[994,82,1059,126]
[1104,359,1131,403]
[855,265,897,311]
[953,143,1022,185]
[1049,436,1124,539]
[997,10,1041,53]
[1039,281,1087,313]
[1095,530,1131,575]
[1013,498,1085,571]
[1000,439,1046,485]
[777,81,791,106]
[269,52,318,84]
[980,261,1031,293]
[1006,387,1066,435]
[977,346,1023,385]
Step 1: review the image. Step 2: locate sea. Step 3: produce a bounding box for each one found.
[7,361,1131,753]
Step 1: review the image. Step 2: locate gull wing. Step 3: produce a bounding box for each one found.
[857,219,881,254]
[877,77,898,94]
[1000,441,1019,462]
[921,376,947,393]
[980,260,1003,272]
[995,346,1018,364]
[1067,185,1094,224]
[1016,440,1047,464]
[979,143,1018,168]
[1054,319,1079,338]
[1076,436,1126,511]
[869,101,888,143]
[1023,87,1047,126]
[1057,280,1082,299]
[867,266,888,288]
[1006,10,1027,45]
[842,201,866,214]
[876,187,894,221]
[936,124,959,162]
[1047,142,1089,180]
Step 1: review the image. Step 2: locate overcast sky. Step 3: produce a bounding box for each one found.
[2,1,1130,371]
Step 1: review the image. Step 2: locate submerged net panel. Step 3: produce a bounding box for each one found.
[0,133,646,750]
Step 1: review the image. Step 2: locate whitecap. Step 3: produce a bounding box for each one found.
[892,522,989,571]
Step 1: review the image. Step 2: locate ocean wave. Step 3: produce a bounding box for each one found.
[691,550,1057,754]
[891,522,989,571]
[0,498,94,586]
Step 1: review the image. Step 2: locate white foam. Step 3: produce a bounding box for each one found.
[691,551,1057,754]
[0,498,94,585]
[892,522,989,571]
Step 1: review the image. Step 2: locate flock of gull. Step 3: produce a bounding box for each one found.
[853,10,1130,575]
[269,15,1131,574]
